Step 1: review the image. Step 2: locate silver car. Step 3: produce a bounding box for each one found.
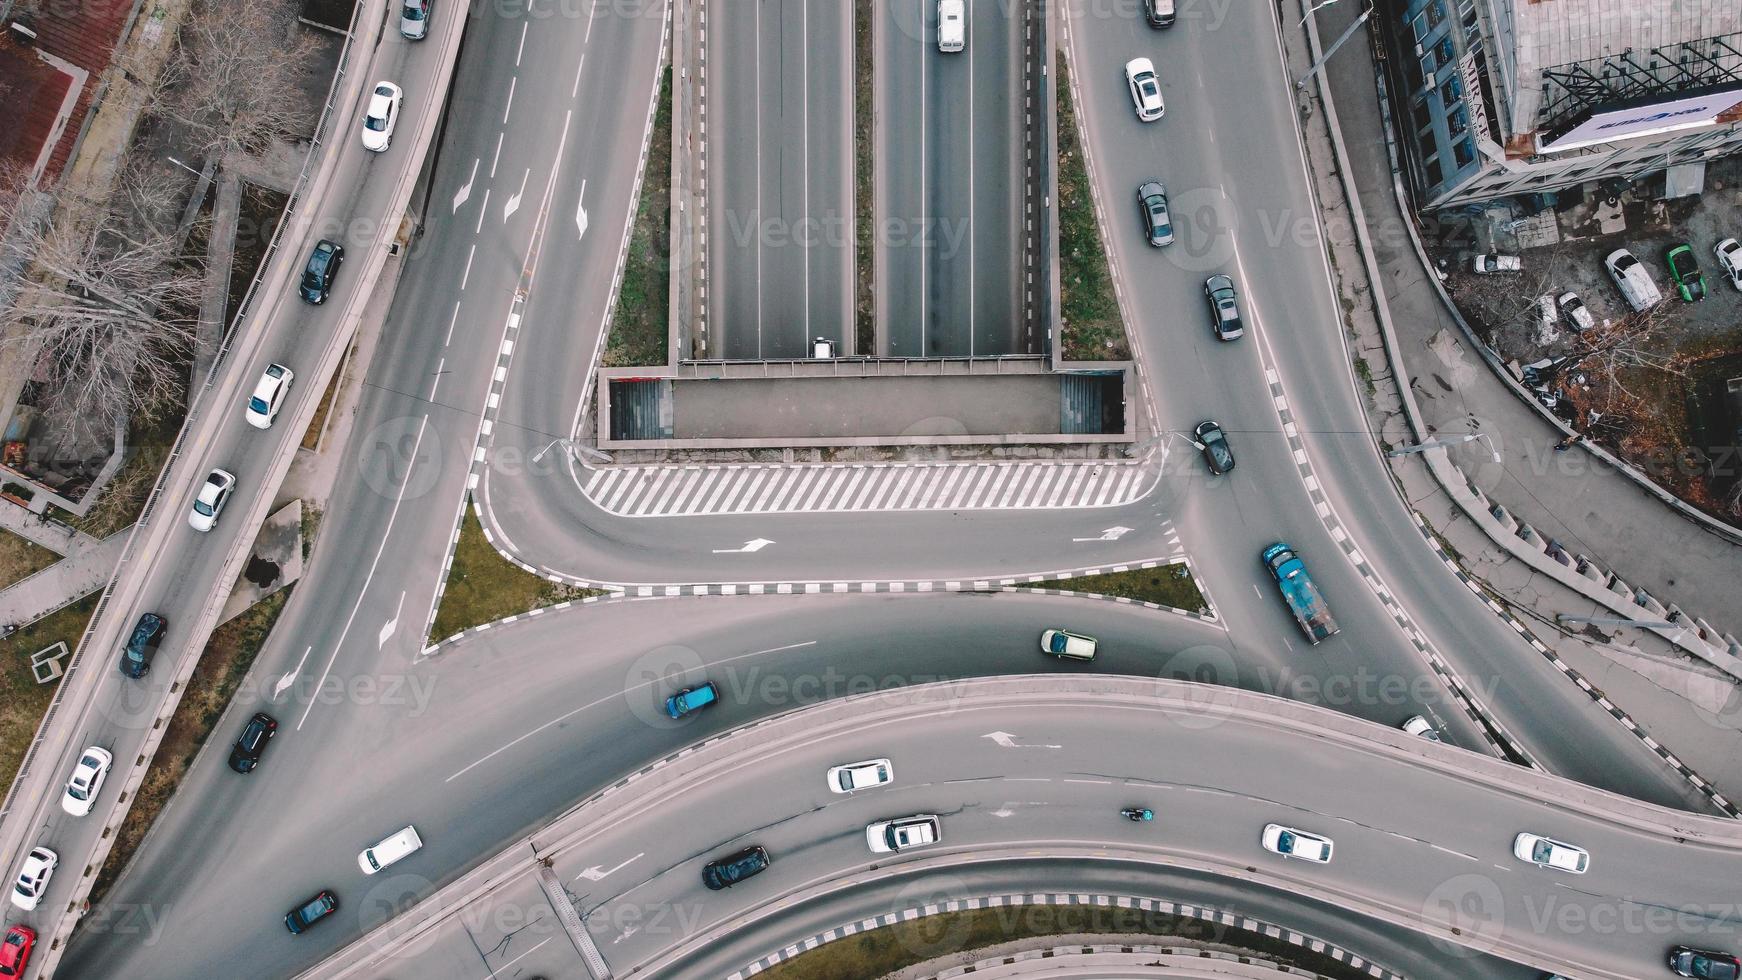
[400,0,430,39]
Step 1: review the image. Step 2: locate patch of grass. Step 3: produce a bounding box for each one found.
[1020,562,1206,614]
[91,587,293,903]
[854,0,874,355]
[1055,54,1127,362]
[0,595,99,791]
[754,905,1377,980]
[300,504,323,561]
[1353,354,1376,396]
[0,531,59,590]
[300,344,348,450]
[430,506,605,642]
[603,66,674,367]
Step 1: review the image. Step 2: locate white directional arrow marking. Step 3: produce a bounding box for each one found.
[451,159,477,213]
[712,538,774,554]
[575,852,643,881]
[378,591,405,650]
[982,730,1062,749]
[272,646,314,700]
[503,168,529,222]
[575,179,589,239]
[1072,525,1134,542]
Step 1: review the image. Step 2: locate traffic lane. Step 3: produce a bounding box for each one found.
[968,0,1023,355]
[928,10,972,355]
[63,593,1228,976]
[799,0,853,358]
[710,0,763,359]
[876,0,929,355]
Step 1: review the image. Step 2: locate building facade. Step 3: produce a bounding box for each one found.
[1382,0,1742,210]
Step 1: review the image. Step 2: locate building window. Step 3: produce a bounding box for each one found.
[1421,52,1437,78]
[1425,155,1444,187]
[1447,106,1468,139]
[1453,138,1475,168]
[1435,36,1454,64]
[1441,74,1463,108]
[1412,97,1433,134]
[1425,0,1446,31]
[1412,11,1429,41]
[1463,6,1480,42]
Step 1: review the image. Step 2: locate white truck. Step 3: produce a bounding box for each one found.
[938,0,964,52]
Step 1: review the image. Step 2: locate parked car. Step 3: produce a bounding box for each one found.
[1401,715,1441,741]
[936,0,964,52]
[866,814,941,853]
[1470,253,1521,273]
[359,825,424,875]
[188,468,236,532]
[299,239,344,304]
[827,758,894,793]
[228,712,278,773]
[284,890,338,934]
[1555,291,1593,332]
[118,612,166,678]
[10,847,57,912]
[1715,237,1742,291]
[1194,420,1235,475]
[0,925,35,978]
[361,81,403,152]
[1605,248,1662,312]
[665,681,719,719]
[1204,275,1243,340]
[62,745,114,816]
[1039,628,1097,661]
[1666,243,1707,302]
[399,0,430,39]
[245,363,295,429]
[1261,824,1332,863]
[1669,946,1741,980]
[1124,58,1164,121]
[1136,181,1172,247]
[1512,832,1588,873]
[701,845,769,890]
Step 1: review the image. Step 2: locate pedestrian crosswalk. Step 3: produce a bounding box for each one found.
[581,459,1154,517]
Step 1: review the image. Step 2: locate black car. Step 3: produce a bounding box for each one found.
[1204,274,1243,340]
[701,845,769,890]
[1135,180,1173,247]
[118,613,166,678]
[228,712,279,773]
[284,890,338,934]
[1670,945,1741,980]
[299,239,344,304]
[1194,421,1235,475]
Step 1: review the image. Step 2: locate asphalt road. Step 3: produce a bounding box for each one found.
[707,0,854,360]
[877,0,1029,356]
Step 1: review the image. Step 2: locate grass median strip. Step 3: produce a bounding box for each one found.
[604,65,674,367]
[1056,54,1128,362]
[854,0,874,354]
[1018,562,1207,614]
[91,587,292,902]
[430,506,605,643]
[753,905,1380,980]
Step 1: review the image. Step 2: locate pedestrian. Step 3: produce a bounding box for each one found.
[1553,433,1582,453]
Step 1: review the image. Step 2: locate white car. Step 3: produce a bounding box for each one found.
[1400,715,1441,742]
[1555,291,1594,332]
[827,758,893,794]
[359,825,424,875]
[1039,628,1097,661]
[1513,832,1588,874]
[61,746,114,817]
[399,0,430,39]
[866,814,940,853]
[188,468,236,532]
[1471,253,1521,273]
[361,81,404,152]
[1124,58,1164,122]
[1261,823,1333,863]
[1716,237,1742,291]
[937,0,964,52]
[10,847,57,911]
[244,363,294,429]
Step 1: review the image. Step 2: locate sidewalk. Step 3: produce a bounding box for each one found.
[0,524,128,628]
[1291,1,1742,799]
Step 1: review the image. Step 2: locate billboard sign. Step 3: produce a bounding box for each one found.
[1538,86,1742,153]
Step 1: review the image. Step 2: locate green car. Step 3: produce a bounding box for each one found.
[1666,244,1706,302]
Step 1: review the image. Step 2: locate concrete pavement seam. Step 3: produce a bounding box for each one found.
[726,893,1403,980]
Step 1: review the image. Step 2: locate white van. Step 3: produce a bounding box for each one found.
[1145,0,1176,28]
[359,825,423,874]
[1604,248,1662,312]
[937,0,964,52]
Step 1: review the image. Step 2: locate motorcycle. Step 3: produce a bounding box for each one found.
[1120,807,1154,822]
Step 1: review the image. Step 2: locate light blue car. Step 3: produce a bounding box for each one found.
[665,681,719,719]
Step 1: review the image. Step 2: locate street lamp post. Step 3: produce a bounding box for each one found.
[1298,0,1343,27]
[1387,433,1501,463]
[1297,1,1375,89]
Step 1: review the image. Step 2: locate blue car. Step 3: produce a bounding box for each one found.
[665,681,719,719]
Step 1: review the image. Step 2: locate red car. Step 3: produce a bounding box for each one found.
[0,925,36,978]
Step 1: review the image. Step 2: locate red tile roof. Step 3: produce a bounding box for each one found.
[1,0,138,187]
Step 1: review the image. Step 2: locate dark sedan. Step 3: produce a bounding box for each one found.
[228,712,278,773]
[1195,420,1235,475]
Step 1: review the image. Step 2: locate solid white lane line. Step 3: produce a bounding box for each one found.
[429,358,444,401]
[461,243,475,289]
[571,51,586,100]
[298,414,429,730]
[516,20,528,64]
[476,188,490,234]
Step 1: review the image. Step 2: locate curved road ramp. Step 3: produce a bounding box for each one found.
[301,676,1742,980]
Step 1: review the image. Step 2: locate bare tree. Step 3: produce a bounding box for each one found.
[150,0,319,161]
[1558,305,1686,415]
[0,163,203,443]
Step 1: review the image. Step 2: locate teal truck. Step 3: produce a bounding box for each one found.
[1261,542,1339,644]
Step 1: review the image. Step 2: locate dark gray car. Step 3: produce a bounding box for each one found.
[1195,420,1235,475]
[1136,180,1172,247]
[1204,275,1243,340]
